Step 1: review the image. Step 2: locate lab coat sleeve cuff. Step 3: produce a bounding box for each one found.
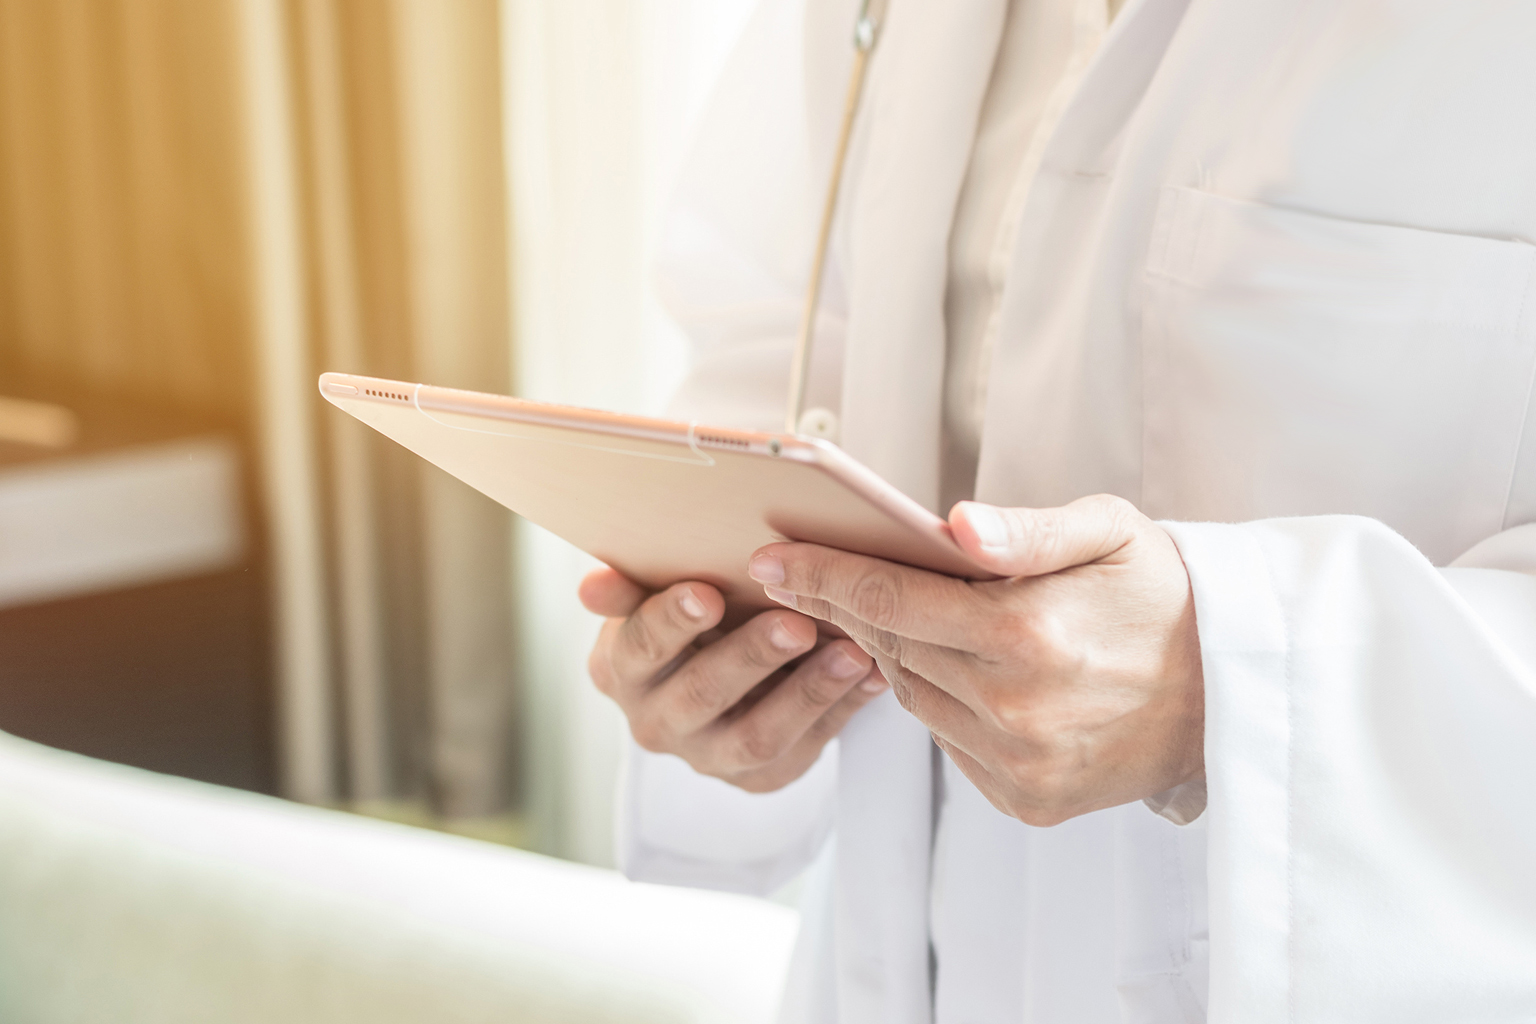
[1158,519,1292,1010]
[1142,515,1274,828]
[1158,519,1290,841]
[616,739,837,898]
[1161,515,1536,1018]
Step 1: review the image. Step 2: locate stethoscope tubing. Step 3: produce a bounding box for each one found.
[785,0,890,435]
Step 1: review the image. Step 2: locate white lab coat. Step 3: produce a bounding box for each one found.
[619,0,1536,1021]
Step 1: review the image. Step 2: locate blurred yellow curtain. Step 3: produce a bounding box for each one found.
[0,0,518,819]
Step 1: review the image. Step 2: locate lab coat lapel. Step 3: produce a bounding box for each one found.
[973,0,1193,510]
[834,1,1005,1021]
[839,0,1005,513]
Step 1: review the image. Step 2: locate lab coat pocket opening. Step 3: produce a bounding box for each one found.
[1140,185,1536,566]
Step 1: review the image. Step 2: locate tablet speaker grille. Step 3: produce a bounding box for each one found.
[364,388,411,403]
[695,434,749,450]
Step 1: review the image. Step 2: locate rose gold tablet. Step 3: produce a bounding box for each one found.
[319,372,990,615]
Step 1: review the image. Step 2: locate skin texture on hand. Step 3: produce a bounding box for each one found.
[579,569,889,793]
[746,494,1205,826]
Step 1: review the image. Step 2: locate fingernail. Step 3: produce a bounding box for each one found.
[764,585,798,610]
[679,589,706,620]
[748,554,785,585]
[859,677,888,695]
[769,620,805,652]
[966,504,1010,550]
[828,649,865,679]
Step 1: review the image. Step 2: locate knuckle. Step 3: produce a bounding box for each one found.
[996,744,1079,826]
[1017,607,1078,673]
[1022,776,1074,825]
[973,615,1019,658]
[624,614,669,666]
[968,590,1025,651]
[982,689,1061,749]
[850,569,902,626]
[661,600,691,634]
[793,672,844,716]
[727,720,782,769]
[742,621,795,672]
[868,626,903,661]
[800,556,833,599]
[996,741,1041,780]
[743,641,781,673]
[990,700,1043,744]
[800,596,836,623]
[1086,493,1138,540]
[674,669,724,717]
[1088,492,1135,519]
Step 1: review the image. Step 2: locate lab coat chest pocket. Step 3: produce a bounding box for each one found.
[1140,186,1536,565]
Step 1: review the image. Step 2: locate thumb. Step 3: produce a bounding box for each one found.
[949,494,1139,578]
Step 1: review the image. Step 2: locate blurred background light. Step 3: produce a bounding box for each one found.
[0,0,755,866]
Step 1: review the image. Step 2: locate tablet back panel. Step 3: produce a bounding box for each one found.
[319,373,983,613]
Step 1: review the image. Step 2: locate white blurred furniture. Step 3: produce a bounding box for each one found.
[0,731,796,1023]
[0,433,243,610]
[0,384,272,792]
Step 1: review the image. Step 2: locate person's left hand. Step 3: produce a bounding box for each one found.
[746,494,1204,826]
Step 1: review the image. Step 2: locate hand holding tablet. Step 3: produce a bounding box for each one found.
[320,371,994,789]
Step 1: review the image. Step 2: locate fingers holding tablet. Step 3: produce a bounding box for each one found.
[647,610,815,730]
[583,567,889,794]
[639,619,885,793]
[700,640,884,792]
[585,575,737,711]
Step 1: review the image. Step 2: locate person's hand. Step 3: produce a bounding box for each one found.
[745,494,1204,825]
[579,569,888,793]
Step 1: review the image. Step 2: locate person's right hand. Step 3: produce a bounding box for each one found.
[580,567,889,793]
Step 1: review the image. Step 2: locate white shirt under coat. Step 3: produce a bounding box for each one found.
[624,1,1536,1021]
